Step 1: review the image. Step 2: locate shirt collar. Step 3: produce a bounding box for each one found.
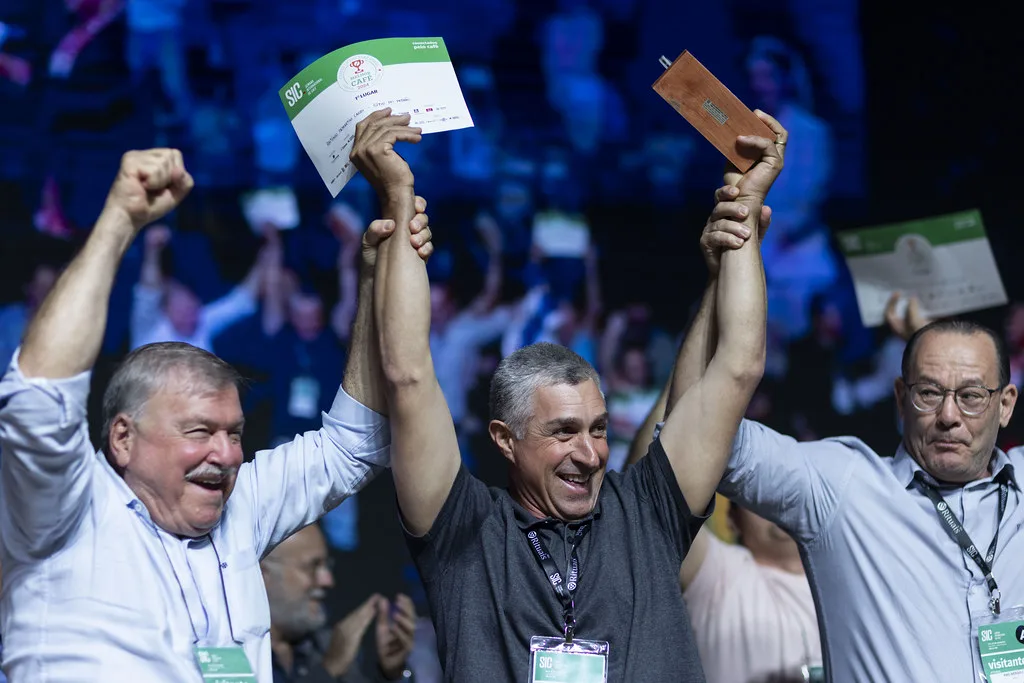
[98,449,228,538]
[95,449,147,510]
[892,442,1018,490]
[510,492,602,530]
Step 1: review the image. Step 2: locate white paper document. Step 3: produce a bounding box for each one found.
[279,37,474,196]
[837,209,1007,327]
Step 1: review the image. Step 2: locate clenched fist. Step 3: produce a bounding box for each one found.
[723,110,787,204]
[103,149,194,233]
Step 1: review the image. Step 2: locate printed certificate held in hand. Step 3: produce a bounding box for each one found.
[838,209,1007,327]
[279,37,474,196]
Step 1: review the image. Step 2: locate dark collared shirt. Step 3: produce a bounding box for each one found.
[406,437,709,682]
[271,632,401,683]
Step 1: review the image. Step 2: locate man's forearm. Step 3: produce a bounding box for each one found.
[713,219,766,383]
[19,208,134,378]
[667,278,718,415]
[139,246,163,289]
[469,250,502,314]
[331,246,359,341]
[625,379,669,467]
[373,190,432,391]
[342,273,387,413]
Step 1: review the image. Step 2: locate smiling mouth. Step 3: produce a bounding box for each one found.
[189,479,226,494]
[557,473,591,492]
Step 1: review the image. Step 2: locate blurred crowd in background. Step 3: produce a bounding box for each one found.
[2,0,1022,678]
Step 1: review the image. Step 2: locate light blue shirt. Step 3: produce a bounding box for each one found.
[0,350,390,682]
[723,420,1024,682]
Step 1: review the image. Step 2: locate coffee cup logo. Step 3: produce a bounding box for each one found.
[338,54,383,92]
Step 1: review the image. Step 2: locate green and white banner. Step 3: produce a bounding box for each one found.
[836,209,1007,327]
[279,37,473,196]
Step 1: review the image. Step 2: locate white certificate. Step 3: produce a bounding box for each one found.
[837,209,1007,327]
[279,37,474,196]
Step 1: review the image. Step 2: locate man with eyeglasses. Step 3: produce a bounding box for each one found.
[262,524,416,682]
[684,247,1024,680]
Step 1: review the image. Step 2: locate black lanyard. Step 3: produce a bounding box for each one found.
[524,522,591,642]
[913,470,1010,615]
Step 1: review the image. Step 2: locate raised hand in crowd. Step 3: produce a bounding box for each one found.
[884,291,930,341]
[375,594,417,681]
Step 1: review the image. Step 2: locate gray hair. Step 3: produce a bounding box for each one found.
[100,342,243,456]
[489,342,602,439]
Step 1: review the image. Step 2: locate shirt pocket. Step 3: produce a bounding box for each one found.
[220,545,271,638]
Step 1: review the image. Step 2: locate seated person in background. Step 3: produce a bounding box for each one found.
[359,105,786,680]
[0,147,432,681]
[627,383,822,683]
[262,524,415,683]
[130,222,267,351]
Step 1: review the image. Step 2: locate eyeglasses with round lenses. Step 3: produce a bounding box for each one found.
[906,381,1002,416]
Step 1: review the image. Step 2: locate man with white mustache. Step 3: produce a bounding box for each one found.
[0,144,432,681]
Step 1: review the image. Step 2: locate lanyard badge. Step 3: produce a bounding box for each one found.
[524,523,609,683]
[194,646,257,683]
[976,606,1024,682]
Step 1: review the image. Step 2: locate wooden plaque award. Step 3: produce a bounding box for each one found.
[652,51,774,172]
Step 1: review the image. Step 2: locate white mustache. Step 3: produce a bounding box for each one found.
[185,464,237,483]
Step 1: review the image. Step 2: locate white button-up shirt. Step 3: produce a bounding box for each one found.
[0,351,390,682]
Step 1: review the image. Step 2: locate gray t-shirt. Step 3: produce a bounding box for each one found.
[405,438,709,682]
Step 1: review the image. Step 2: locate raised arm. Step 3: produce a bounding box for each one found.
[340,197,432,413]
[658,111,787,515]
[599,311,630,392]
[625,376,669,467]
[330,238,360,343]
[2,150,191,557]
[139,224,170,290]
[260,227,287,337]
[131,224,172,348]
[200,247,266,337]
[21,150,193,378]
[625,184,772,469]
[234,213,434,557]
[464,212,504,316]
[350,109,461,536]
[580,244,603,333]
